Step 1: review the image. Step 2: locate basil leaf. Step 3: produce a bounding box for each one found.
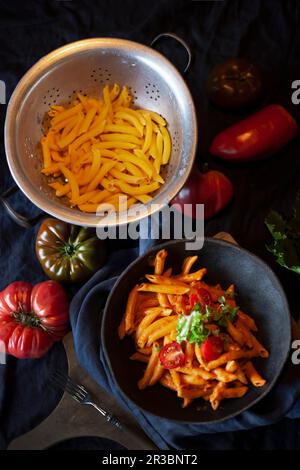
[265,191,300,274]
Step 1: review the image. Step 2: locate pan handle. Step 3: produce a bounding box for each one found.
[1,185,46,229]
[150,32,193,75]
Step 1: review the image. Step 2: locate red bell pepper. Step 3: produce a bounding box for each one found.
[210,104,298,162]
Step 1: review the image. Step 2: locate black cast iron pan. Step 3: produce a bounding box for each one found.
[102,238,291,423]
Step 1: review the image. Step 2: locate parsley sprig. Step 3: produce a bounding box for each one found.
[214,296,239,327]
[265,190,300,274]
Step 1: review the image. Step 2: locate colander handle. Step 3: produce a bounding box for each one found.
[1,185,46,229]
[150,32,192,74]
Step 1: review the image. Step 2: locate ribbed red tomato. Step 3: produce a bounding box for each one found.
[0,281,69,359]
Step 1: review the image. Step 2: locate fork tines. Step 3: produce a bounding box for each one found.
[50,370,88,403]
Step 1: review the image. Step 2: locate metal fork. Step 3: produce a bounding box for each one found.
[51,370,123,430]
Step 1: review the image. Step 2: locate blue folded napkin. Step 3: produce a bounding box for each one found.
[70,239,300,450]
[0,342,68,449]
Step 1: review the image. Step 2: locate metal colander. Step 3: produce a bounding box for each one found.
[4,36,197,227]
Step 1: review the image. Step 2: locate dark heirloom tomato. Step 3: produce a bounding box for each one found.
[159,342,186,369]
[36,218,106,283]
[0,281,69,359]
[207,58,262,109]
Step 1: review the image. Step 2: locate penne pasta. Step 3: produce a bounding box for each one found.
[154,249,168,275]
[137,283,190,295]
[138,342,161,389]
[182,256,198,275]
[243,361,266,387]
[124,285,139,334]
[119,249,269,411]
[175,268,207,283]
[40,84,172,213]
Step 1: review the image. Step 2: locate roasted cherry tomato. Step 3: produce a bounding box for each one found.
[190,288,213,309]
[200,335,224,362]
[159,342,186,369]
[207,58,262,109]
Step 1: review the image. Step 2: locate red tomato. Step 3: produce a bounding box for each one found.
[210,104,298,162]
[171,168,233,219]
[201,335,224,362]
[197,288,213,307]
[159,342,186,369]
[190,288,213,309]
[0,281,69,359]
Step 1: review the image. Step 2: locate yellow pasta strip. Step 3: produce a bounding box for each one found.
[110,83,120,101]
[115,111,143,136]
[142,113,153,153]
[58,113,85,148]
[103,85,111,107]
[113,180,159,196]
[140,110,166,126]
[55,183,71,197]
[80,106,98,134]
[149,134,158,159]
[101,133,142,145]
[109,168,145,184]
[89,189,111,204]
[124,161,144,177]
[112,152,153,178]
[117,107,146,126]
[76,150,101,188]
[58,164,79,201]
[41,163,61,175]
[41,137,51,169]
[112,86,129,108]
[47,131,60,151]
[101,177,118,192]
[86,160,117,191]
[72,190,99,205]
[104,124,140,137]
[156,130,163,156]
[51,103,82,125]
[160,125,172,164]
[70,117,106,152]
[51,150,66,162]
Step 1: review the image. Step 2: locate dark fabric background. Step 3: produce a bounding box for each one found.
[1,0,300,449]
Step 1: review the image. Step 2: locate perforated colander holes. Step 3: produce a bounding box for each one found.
[145,83,161,101]
[173,130,180,152]
[90,67,112,85]
[128,86,138,103]
[43,87,61,106]
[66,89,86,105]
